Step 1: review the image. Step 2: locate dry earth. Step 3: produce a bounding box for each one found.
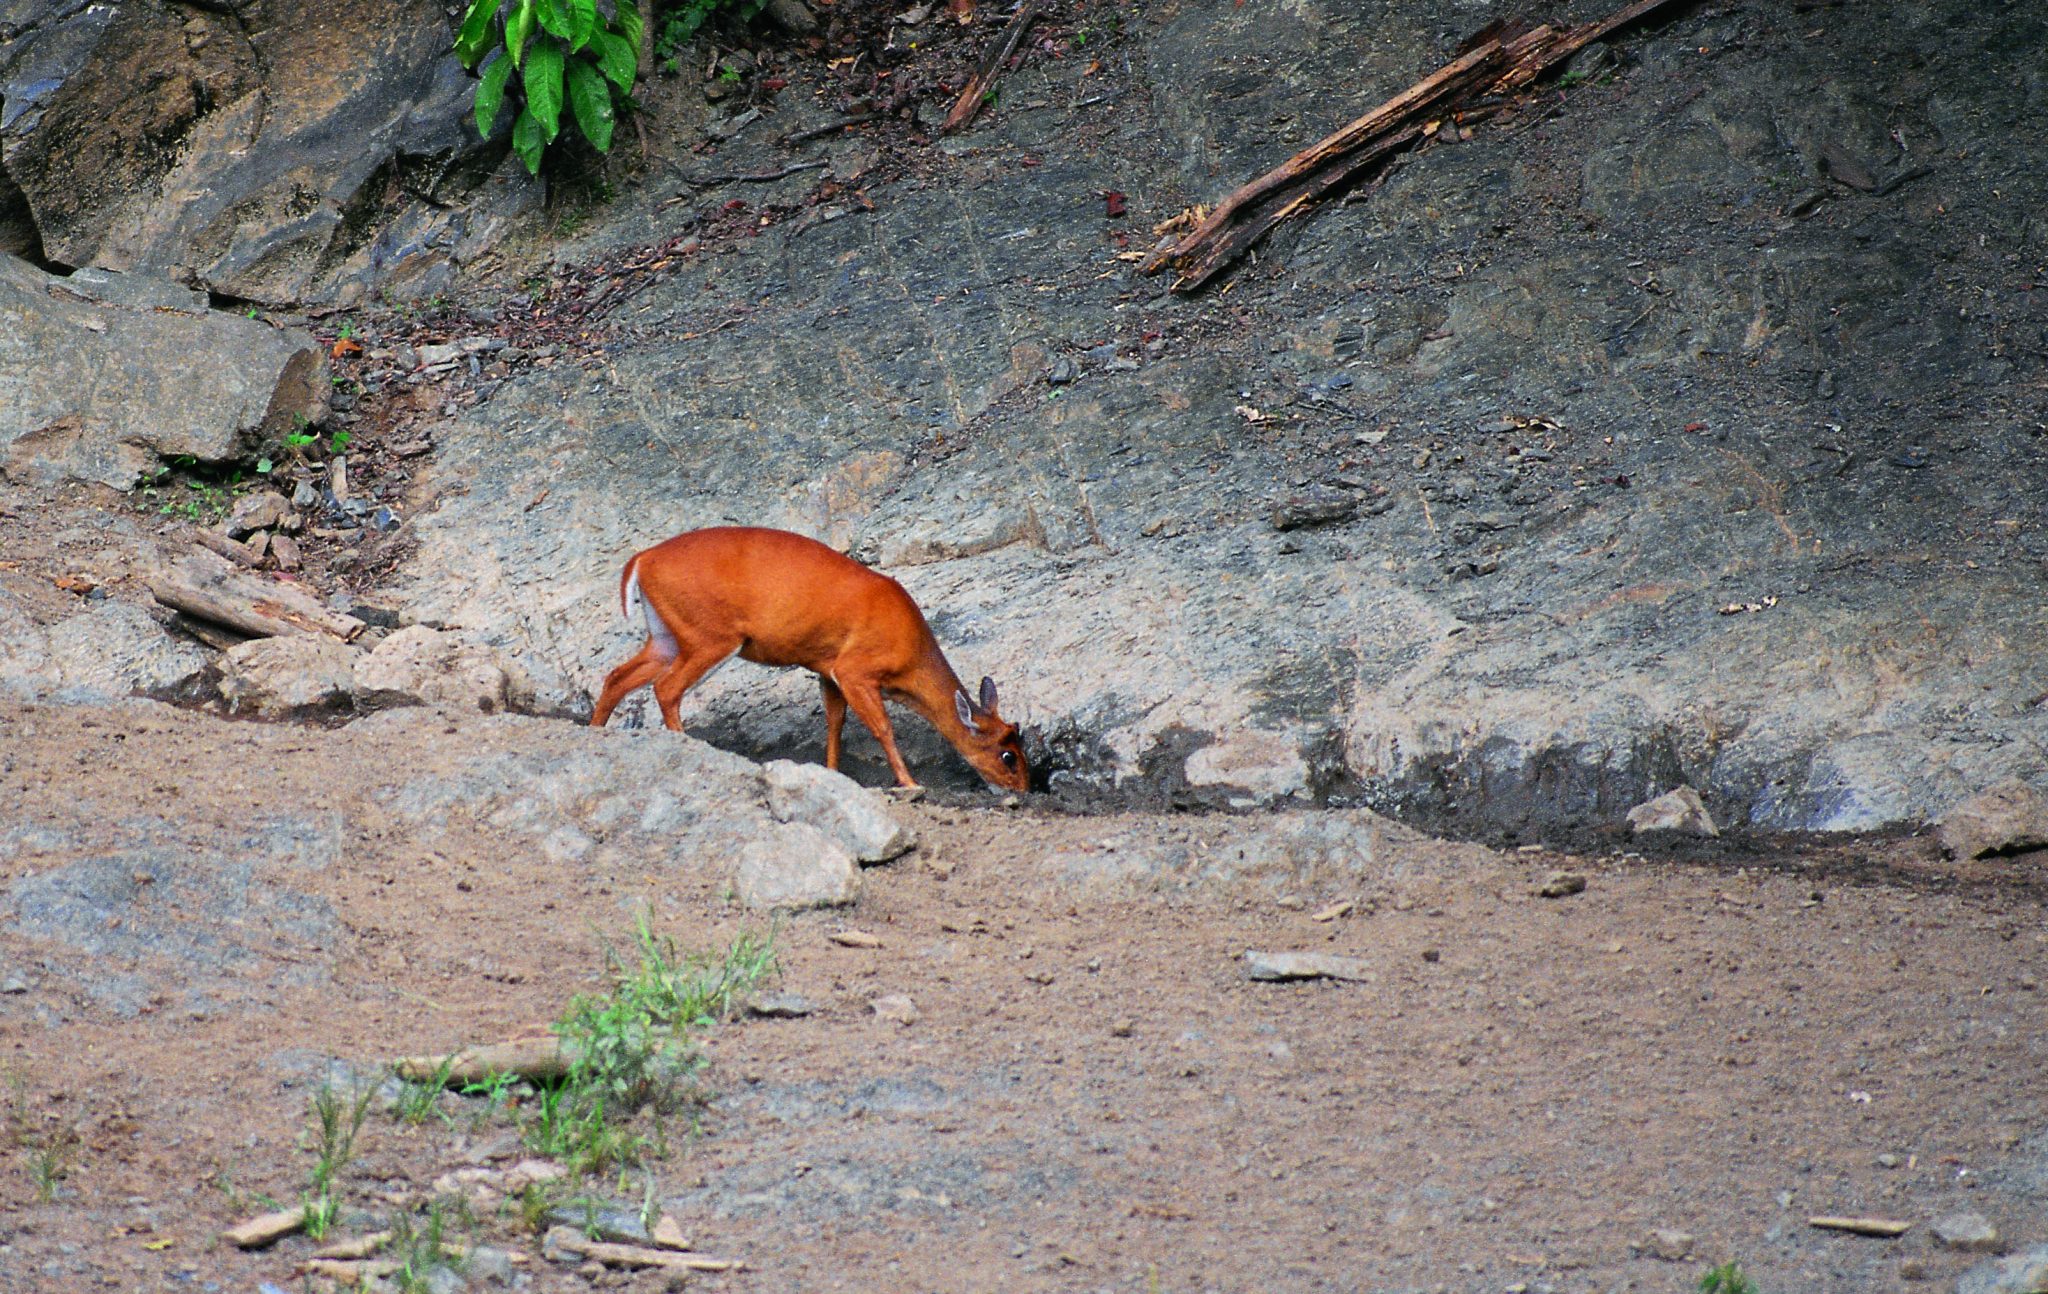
[2,692,2046,1294]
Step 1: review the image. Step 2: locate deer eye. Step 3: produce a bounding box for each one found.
[1000,750,1018,768]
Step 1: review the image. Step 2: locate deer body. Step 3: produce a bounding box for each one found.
[590,526,1028,792]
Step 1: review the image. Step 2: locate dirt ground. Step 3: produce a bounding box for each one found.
[2,690,2045,1294]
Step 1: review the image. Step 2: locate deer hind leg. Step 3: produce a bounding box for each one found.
[819,676,848,771]
[835,677,917,788]
[591,639,671,727]
[649,638,743,732]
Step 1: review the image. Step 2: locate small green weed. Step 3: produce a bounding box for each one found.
[1700,1261,1760,1294]
[303,1079,375,1240]
[394,1057,458,1127]
[391,1199,466,1294]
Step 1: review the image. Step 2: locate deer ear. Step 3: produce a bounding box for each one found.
[979,676,998,713]
[955,689,980,731]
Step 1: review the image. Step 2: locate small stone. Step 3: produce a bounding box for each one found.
[1899,1256,1930,1281]
[1269,485,1360,532]
[1536,870,1586,898]
[1110,1019,1134,1037]
[1243,951,1374,983]
[1931,1211,2000,1253]
[870,993,919,1026]
[1956,1244,2048,1294]
[746,991,815,1018]
[1626,785,1720,837]
[1047,356,1077,385]
[734,825,861,910]
[1937,779,2048,860]
[270,532,302,571]
[1637,1228,1695,1262]
[221,491,293,539]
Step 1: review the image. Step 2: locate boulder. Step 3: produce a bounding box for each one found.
[0,255,327,489]
[0,590,208,703]
[217,636,356,717]
[733,824,862,910]
[1937,780,2048,860]
[1626,786,1720,838]
[0,0,533,306]
[352,625,515,715]
[761,760,916,862]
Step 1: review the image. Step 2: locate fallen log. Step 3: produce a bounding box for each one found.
[149,551,365,641]
[393,1036,578,1086]
[1150,0,1690,291]
[942,0,1042,134]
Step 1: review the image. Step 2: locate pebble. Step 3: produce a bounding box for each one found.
[870,993,919,1026]
[1637,1228,1695,1261]
[1536,870,1587,898]
[1243,950,1374,983]
[1047,357,1077,385]
[746,991,815,1018]
[1269,486,1359,532]
[1931,1211,1999,1253]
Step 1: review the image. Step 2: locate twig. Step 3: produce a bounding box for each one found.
[782,112,885,145]
[943,0,1043,134]
[680,158,828,188]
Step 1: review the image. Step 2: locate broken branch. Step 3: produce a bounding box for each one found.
[393,1036,577,1086]
[942,1,1042,134]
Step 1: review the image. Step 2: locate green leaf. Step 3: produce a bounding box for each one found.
[612,0,643,57]
[592,30,636,94]
[566,58,615,152]
[523,38,566,140]
[507,0,536,64]
[474,52,514,136]
[567,0,598,50]
[512,106,547,174]
[533,0,572,38]
[455,0,505,66]
[255,457,274,474]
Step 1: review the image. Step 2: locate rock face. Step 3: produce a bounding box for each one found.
[1937,780,2048,860]
[761,760,917,862]
[361,3,2042,834]
[0,0,534,306]
[216,636,356,717]
[733,825,862,910]
[0,255,328,488]
[0,593,209,704]
[352,625,518,715]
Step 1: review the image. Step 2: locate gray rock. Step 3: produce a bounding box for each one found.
[1937,779,2048,860]
[1269,486,1360,532]
[1956,1244,2048,1294]
[869,993,919,1026]
[746,991,815,1018]
[1636,1228,1695,1262]
[762,760,916,862]
[1626,786,1720,838]
[0,0,532,306]
[1243,951,1374,983]
[39,599,209,702]
[217,635,356,717]
[1931,1211,2000,1253]
[352,625,516,715]
[762,0,819,34]
[222,492,294,539]
[734,824,861,910]
[0,255,328,488]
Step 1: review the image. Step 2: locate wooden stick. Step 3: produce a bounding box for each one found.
[393,1036,578,1086]
[149,553,365,641]
[1808,1216,1911,1238]
[191,528,262,569]
[942,0,1042,134]
[222,1205,307,1249]
[1152,0,1690,291]
[783,111,887,145]
[547,1227,743,1271]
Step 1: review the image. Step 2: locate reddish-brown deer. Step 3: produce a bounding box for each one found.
[590,526,1028,792]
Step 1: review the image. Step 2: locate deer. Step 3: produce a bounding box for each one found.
[590,526,1030,793]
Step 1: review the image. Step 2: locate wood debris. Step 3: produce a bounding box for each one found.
[221,1204,307,1250]
[149,550,365,642]
[1808,1216,1912,1238]
[393,1036,577,1086]
[942,0,1041,133]
[545,1226,743,1272]
[1147,0,1689,291]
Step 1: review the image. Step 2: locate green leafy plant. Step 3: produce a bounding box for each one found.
[457,0,645,175]
[391,1200,466,1294]
[657,0,766,62]
[1700,1261,1760,1294]
[394,1057,459,1127]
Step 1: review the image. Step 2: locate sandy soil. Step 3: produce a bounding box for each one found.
[2,690,2045,1294]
